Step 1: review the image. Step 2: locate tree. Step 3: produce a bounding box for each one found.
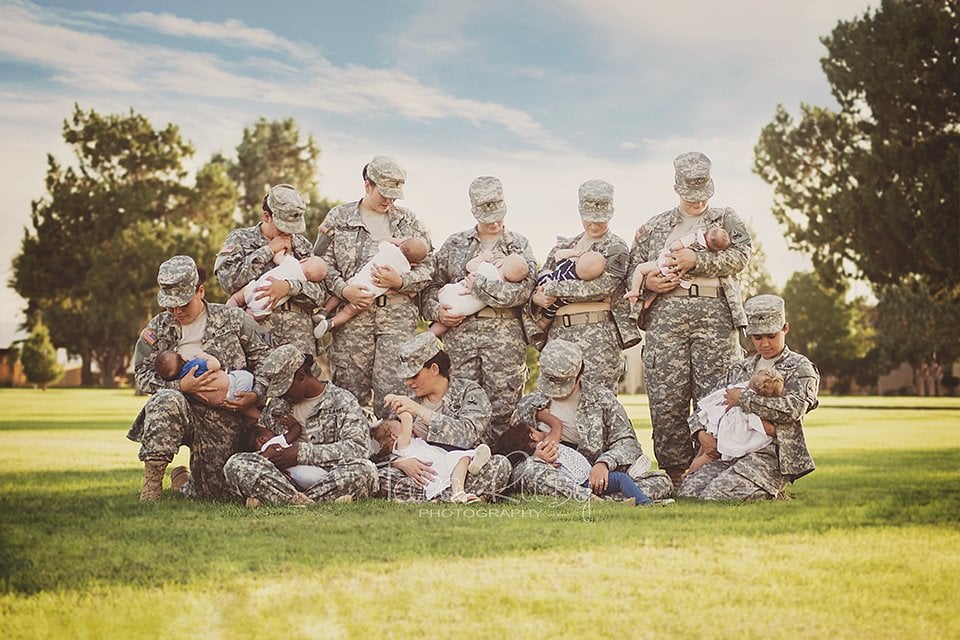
[873,281,960,396]
[20,318,62,390]
[753,0,960,298]
[739,224,776,301]
[781,271,872,393]
[229,117,336,235]
[11,106,226,386]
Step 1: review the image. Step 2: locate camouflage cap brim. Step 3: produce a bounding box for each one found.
[537,373,577,399]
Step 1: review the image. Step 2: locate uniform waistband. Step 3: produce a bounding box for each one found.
[556,309,612,327]
[475,306,522,319]
[375,294,410,307]
[661,284,722,298]
[554,300,612,314]
[275,300,311,314]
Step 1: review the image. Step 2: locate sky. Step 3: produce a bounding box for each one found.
[0,0,879,347]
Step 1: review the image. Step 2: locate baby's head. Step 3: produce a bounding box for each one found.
[300,256,328,282]
[493,421,538,457]
[241,426,277,453]
[155,350,185,381]
[749,368,784,397]
[497,254,530,283]
[705,227,731,252]
[399,237,429,265]
[369,418,400,462]
[574,250,606,281]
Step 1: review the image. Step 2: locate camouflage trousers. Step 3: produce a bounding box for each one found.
[130,389,247,499]
[259,307,320,358]
[510,456,674,502]
[443,317,527,445]
[376,454,511,502]
[678,443,785,501]
[223,452,379,504]
[642,295,739,471]
[328,299,418,418]
[546,319,623,392]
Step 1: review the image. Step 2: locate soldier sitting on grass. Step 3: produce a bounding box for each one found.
[154,350,262,421]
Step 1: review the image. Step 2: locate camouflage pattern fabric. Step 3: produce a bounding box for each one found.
[421,226,536,441]
[127,302,271,498]
[374,376,510,501]
[629,205,752,472]
[507,379,674,500]
[214,224,326,357]
[314,200,433,416]
[223,382,379,503]
[533,230,640,390]
[679,346,819,500]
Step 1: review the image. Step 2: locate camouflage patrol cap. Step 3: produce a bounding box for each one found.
[537,339,583,398]
[674,152,715,202]
[468,176,506,223]
[261,344,308,398]
[156,255,199,308]
[745,294,787,335]
[265,184,307,235]
[366,155,406,200]
[396,332,442,379]
[578,179,615,223]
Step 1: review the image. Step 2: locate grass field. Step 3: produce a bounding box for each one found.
[1,389,959,639]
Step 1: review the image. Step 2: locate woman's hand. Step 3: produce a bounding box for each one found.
[383,394,422,417]
[222,391,257,412]
[372,263,403,290]
[723,386,743,409]
[697,430,719,458]
[588,462,610,494]
[531,285,557,309]
[342,284,375,309]
[438,304,466,328]
[392,456,437,487]
[268,235,292,256]
[643,270,680,294]
[253,277,292,310]
[178,368,218,394]
[669,247,697,275]
[533,439,559,464]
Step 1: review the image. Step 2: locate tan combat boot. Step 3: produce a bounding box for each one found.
[170,465,191,492]
[139,461,168,501]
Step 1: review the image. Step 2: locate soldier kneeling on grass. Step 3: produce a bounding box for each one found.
[223,344,379,506]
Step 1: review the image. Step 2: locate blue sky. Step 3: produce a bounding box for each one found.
[0,0,878,347]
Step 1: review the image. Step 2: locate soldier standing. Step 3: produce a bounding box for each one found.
[421,176,536,443]
[215,184,325,358]
[679,295,819,500]
[508,340,673,502]
[376,333,512,502]
[223,344,379,506]
[530,180,640,391]
[628,152,751,489]
[128,255,270,500]
[313,156,433,417]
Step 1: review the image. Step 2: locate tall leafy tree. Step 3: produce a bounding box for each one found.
[781,271,872,392]
[229,117,336,235]
[753,0,959,297]
[11,106,228,386]
[739,224,776,301]
[20,317,62,390]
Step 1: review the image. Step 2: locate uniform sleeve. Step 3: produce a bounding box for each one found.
[690,208,751,278]
[297,394,370,465]
[595,398,643,470]
[470,240,538,309]
[420,240,451,323]
[511,392,550,429]
[214,231,276,295]
[133,319,179,394]
[424,385,491,449]
[321,214,351,300]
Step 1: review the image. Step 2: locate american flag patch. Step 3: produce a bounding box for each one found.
[140,328,158,345]
[318,219,334,236]
[218,243,238,255]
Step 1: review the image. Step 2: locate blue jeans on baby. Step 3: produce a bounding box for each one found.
[582,471,652,505]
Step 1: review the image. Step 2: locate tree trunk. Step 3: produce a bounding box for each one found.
[81,353,95,386]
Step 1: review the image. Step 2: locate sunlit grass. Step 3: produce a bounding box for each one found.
[1,388,959,638]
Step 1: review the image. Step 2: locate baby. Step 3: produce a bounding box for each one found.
[428,250,530,337]
[535,249,607,331]
[686,367,784,476]
[243,415,330,490]
[624,226,730,308]
[370,409,492,503]
[227,252,329,319]
[314,237,430,338]
[154,350,260,420]
[495,419,653,507]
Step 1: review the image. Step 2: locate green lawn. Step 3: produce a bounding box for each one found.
[1,388,959,639]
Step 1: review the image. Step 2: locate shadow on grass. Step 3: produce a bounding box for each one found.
[1,448,958,595]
